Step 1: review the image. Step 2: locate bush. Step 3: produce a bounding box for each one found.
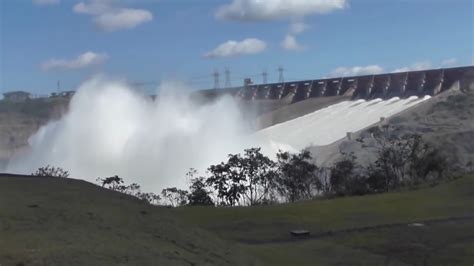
[96,175,161,205]
[329,153,372,196]
[32,165,69,178]
[363,125,449,191]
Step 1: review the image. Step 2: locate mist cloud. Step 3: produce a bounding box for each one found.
[7,77,263,192]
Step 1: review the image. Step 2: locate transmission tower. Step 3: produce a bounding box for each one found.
[278,66,285,82]
[213,69,220,89]
[262,69,268,84]
[224,68,231,88]
[57,80,61,93]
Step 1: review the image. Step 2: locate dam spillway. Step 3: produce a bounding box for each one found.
[228,66,472,151]
[255,96,431,151]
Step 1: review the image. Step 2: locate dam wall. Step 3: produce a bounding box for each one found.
[198,66,474,104]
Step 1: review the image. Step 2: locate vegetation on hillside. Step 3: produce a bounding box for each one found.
[31,124,453,208]
[130,124,454,207]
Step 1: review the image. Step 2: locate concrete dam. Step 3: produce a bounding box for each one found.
[1,66,473,190]
[241,66,474,152]
[200,66,474,104]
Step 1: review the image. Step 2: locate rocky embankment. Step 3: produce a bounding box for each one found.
[0,97,69,168]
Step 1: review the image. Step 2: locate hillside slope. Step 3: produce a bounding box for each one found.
[175,175,474,265]
[1,174,472,265]
[0,174,255,266]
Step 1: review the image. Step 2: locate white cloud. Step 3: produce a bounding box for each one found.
[290,21,309,34]
[205,38,267,58]
[41,52,108,71]
[33,0,60,5]
[73,0,111,15]
[216,0,347,21]
[94,8,153,32]
[281,35,305,51]
[392,61,431,73]
[281,21,309,51]
[329,65,384,77]
[73,0,153,32]
[441,58,458,67]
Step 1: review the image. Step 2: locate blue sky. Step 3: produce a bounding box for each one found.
[1,0,473,95]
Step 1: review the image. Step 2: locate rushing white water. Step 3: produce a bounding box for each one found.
[6,76,430,193]
[6,77,258,190]
[256,96,431,151]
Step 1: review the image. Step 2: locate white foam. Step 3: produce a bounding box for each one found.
[256,96,430,151]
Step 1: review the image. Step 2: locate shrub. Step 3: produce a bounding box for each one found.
[32,165,69,178]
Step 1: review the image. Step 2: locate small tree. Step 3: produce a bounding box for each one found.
[206,148,277,206]
[32,165,69,178]
[228,148,277,205]
[97,175,124,191]
[188,177,214,206]
[186,168,214,206]
[206,162,245,206]
[161,187,189,207]
[274,150,321,202]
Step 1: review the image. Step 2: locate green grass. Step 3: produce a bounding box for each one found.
[1,174,473,265]
[173,176,474,265]
[0,175,254,266]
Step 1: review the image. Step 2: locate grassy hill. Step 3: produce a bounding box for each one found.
[0,174,254,266]
[174,176,474,265]
[1,174,473,265]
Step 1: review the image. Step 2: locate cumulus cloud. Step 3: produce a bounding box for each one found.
[216,0,347,21]
[73,0,153,32]
[205,38,267,58]
[41,51,108,71]
[94,8,153,32]
[329,65,384,77]
[281,35,305,51]
[33,0,60,5]
[392,61,431,73]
